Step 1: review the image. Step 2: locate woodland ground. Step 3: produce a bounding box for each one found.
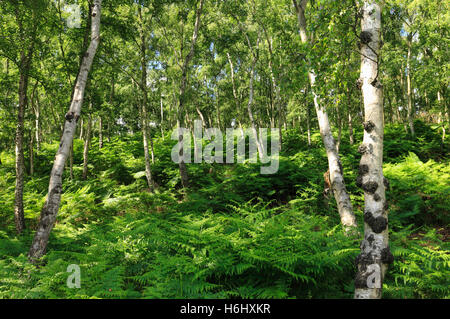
[0,121,448,299]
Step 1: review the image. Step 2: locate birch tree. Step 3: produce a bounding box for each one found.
[82,109,92,180]
[292,0,358,229]
[233,16,265,157]
[177,0,204,188]
[354,0,394,299]
[28,0,102,262]
[14,16,36,234]
[0,1,43,234]
[138,4,155,191]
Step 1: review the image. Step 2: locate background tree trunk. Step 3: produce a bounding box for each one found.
[69,143,73,180]
[177,0,204,189]
[138,6,155,191]
[406,36,415,137]
[293,0,357,229]
[265,31,283,150]
[347,86,354,145]
[29,133,34,176]
[246,38,265,157]
[98,116,103,149]
[82,113,92,180]
[14,53,32,234]
[336,102,342,153]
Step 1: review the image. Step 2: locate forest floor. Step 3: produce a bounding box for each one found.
[0,121,448,298]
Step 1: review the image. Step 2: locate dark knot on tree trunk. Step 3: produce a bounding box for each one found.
[364,210,387,233]
[363,120,375,133]
[360,31,372,44]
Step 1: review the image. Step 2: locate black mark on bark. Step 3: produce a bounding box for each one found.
[360,31,372,44]
[363,120,375,133]
[362,181,378,194]
[364,210,387,233]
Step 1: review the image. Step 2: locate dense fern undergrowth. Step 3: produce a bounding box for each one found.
[0,121,448,299]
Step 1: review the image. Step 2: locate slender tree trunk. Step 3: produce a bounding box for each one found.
[347,86,354,145]
[35,96,40,151]
[307,104,312,146]
[227,52,243,132]
[238,121,245,139]
[69,142,73,180]
[304,87,311,146]
[29,133,34,176]
[385,90,393,124]
[238,24,265,156]
[150,133,155,164]
[348,111,354,145]
[196,107,206,128]
[336,102,342,153]
[82,113,92,180]
[142,119,154,190]
[293,0,357,229]
[215,84,222,131]
[138,6,155,191]
[359,90,365,122]
[438,91,445,141]
[98,116,103,149]
[264,31,283,150]
[107,121,111,143]
[177,0,204,188]
[160,95,164,135]
[13,4,39,234]
[399,64,408,133]
[31,81,40,152]
[14,54,32,234]
[28,0,102,262]
[79,117,84,140]
[354,1,392,299]
[444,90,449,126]
[104,73,114,147]
[406,36,415,137]
[247,48,265,157]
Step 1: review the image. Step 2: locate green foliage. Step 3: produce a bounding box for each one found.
[384,120,449,163]
[384,227,450,299]
[384,152,450,226]
[0,123,449,299]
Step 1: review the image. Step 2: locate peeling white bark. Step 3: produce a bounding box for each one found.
[28,0,102,262]
[354,1,391,299]
[293,0,357,229]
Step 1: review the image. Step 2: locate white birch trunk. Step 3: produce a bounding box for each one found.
[82,113,92,180]
[138,6,155,191]
[28,0,102,262]
[293,0,357,229]
[438,91,445,141]
[354,1,393,299]
[406,37,415,137]
[14,58,29,234]
[247,48,265,157]
[177,0,204,188]
[265,32,283,150]
[98,116,103,149]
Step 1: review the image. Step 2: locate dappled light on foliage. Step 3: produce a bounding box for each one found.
[0,124,448,299]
